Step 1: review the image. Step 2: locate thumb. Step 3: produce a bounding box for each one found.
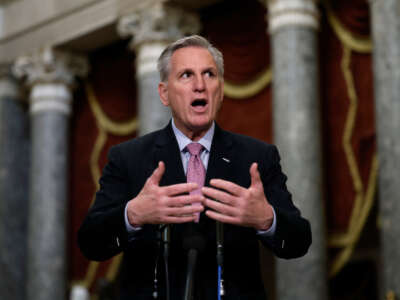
[149,161,165,186]
[250,162,262,188]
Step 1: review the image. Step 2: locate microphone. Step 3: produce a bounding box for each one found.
[183,229,206,300]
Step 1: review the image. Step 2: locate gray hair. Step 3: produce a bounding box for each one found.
[157,35,224,82]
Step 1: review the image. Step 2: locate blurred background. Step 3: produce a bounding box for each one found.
[0,0,398,299]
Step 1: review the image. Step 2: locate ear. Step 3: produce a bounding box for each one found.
[158,82,169,107]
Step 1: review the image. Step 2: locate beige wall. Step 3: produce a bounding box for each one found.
[0,0,143,62]
[2,0,98,39]
[0,0,218,62]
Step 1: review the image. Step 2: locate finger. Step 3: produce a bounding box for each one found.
[166,203,204,216]
[148,161,165,185]
[163,182,198,196]
[209,179,244,196]
[205,209,239,225]
[167,194,204,207]
[250,162,262,188]
[163,215,198,224]
[203,198,236,216]
[201,186,235,205]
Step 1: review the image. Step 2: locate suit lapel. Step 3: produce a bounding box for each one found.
[205,124,234,185]
[153,123,193,246]
[152,123,235,187]
[199,125,234,231]
[153,123,187,187]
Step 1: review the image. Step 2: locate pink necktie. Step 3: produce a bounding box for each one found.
[186,142,206,222]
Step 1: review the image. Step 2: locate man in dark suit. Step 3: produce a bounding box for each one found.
[78,35,311,300]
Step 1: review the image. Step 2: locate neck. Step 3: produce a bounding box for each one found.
[186,130,208,142]
[173,120,213,142]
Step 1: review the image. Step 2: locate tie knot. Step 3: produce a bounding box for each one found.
[186,142,204,156]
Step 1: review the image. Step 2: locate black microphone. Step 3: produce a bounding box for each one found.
[183,230,206,300]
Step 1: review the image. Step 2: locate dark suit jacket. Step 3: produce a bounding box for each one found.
[78,122,311,300]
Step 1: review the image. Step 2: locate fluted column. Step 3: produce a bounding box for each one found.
[117,3,201,136]
[369,0,400,298]
[13,48,88,300]
[267,1,328,300]
[0,64,30,300]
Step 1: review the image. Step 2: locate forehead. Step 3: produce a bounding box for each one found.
[170,46,217,71]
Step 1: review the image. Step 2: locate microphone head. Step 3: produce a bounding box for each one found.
[182,232,206,253]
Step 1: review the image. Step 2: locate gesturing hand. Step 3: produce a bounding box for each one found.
[202,163,274,230]
[126,161,205,226]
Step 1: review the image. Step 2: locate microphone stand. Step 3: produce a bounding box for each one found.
[162,225,171,300]
[216,221,224,299]
[153,225,171,300]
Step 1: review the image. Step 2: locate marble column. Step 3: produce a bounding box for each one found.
[267,1,328,300]
[0,64,30,300]
[13,48,88,300]
[117,2,201,136]
[369,0,400,298]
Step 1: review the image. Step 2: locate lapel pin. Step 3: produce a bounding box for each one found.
[222,157,230,163]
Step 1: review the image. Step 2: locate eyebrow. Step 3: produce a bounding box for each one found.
[177,66,217,74]
[176,68,194,77]
[203,67,217,73]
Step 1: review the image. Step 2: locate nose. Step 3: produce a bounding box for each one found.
[193,74,205,93]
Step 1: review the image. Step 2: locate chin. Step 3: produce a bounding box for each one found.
[191,119,212,128]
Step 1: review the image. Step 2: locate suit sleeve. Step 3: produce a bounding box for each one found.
[77,145,135,261]
[258,145,312,259]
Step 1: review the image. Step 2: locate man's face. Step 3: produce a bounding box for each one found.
[158,46,224,139]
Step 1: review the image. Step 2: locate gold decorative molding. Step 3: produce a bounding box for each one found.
[77,82,138,292]
[322,0,377,277]
[86,83,138,136]
[329,154,378,276]
[82,261,100,289]
[328,44,378,277]
[323,0,372,53]
[106,253,124,281]
[223,67,272,99]
[386,291,396,300]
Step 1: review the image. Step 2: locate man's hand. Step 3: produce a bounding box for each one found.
[202,163,274,230]
[126,161,205,226]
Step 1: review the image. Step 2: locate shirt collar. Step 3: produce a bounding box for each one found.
[171,119,214,152]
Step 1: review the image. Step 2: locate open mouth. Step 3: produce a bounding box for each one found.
[191,99,207,107]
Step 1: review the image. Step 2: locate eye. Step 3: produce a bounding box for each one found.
[204,70,216,78]
[181,71,192,79]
